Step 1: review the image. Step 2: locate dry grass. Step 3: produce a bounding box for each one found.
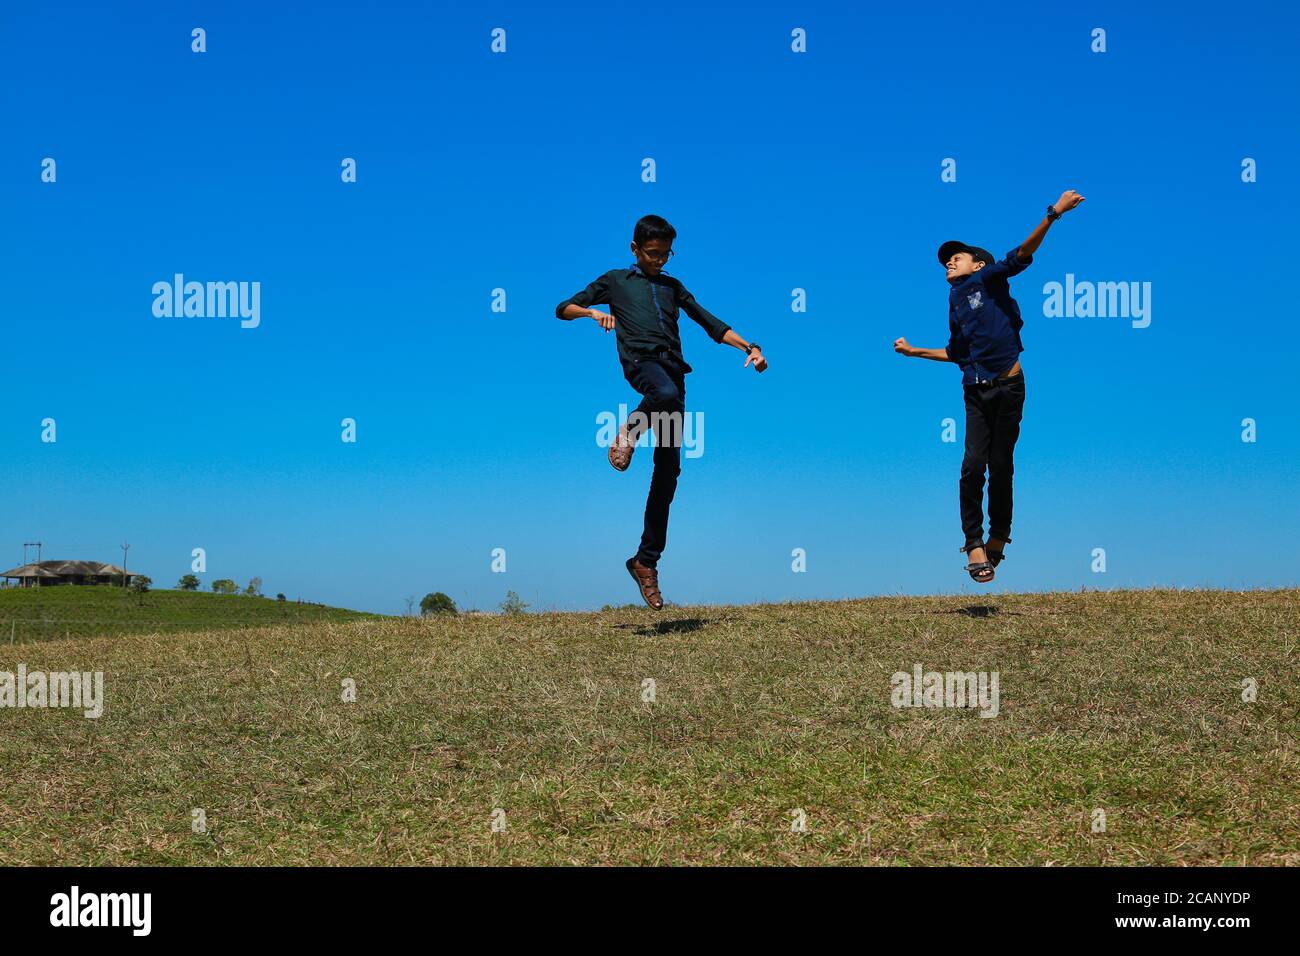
[1,588,1296,865]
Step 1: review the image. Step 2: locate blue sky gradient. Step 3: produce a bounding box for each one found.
[2,1,1296,612]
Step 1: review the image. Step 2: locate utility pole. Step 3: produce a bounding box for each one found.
[121,542,130,587]
[22,542,42,588]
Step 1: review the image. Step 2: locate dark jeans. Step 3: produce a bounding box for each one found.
[622,355,686,569]
[960,374,1025,550]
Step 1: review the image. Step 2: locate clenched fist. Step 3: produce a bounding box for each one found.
[1053,190,1086,215]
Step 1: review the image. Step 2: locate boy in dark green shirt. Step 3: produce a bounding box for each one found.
[557,215,768,609]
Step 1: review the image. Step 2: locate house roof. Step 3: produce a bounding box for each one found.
[1,560,134,578]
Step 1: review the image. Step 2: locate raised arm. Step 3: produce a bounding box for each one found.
[1016,189,1085,261]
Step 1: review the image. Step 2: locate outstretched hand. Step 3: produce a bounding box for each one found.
[745,348,768,373]
[893,337,914,356]
[589,309,615,333]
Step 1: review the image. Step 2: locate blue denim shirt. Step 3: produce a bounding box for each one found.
[945,247,1033,385]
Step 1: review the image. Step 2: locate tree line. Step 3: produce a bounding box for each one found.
[176,574,287,602]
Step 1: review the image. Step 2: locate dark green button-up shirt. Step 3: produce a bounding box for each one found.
[556,264,731,373]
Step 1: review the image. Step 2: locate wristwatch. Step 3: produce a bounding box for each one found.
[1046,204,1062,221]
[746,342,762,354]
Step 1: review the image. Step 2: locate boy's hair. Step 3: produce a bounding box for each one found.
[633,214,677,247]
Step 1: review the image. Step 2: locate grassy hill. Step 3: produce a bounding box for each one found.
[0,585,384,643]
[1,587,1296,865]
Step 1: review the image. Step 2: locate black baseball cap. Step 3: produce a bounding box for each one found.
[937,241,994,266]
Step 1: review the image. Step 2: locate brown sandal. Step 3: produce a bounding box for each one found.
[625,557,664,610]
[608,426,635,472]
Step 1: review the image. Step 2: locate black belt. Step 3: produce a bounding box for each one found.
[971,371,1023,388]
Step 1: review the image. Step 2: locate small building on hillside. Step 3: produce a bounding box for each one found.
[1,560,138,588]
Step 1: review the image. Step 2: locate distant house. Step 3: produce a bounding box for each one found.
[1,560,138,588]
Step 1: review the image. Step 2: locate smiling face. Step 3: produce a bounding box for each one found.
[631,238,673,276]
[945,251,985,284]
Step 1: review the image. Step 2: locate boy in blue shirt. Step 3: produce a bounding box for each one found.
[894,189,1084,583]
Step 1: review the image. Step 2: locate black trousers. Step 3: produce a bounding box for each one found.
[960,374,1025,550]
[622,356,686,569]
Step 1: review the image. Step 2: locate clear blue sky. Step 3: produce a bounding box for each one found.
[2,1,1296,613]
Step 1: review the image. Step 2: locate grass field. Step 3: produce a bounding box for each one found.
[1,587,1296,865]
[0,585,384,644]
